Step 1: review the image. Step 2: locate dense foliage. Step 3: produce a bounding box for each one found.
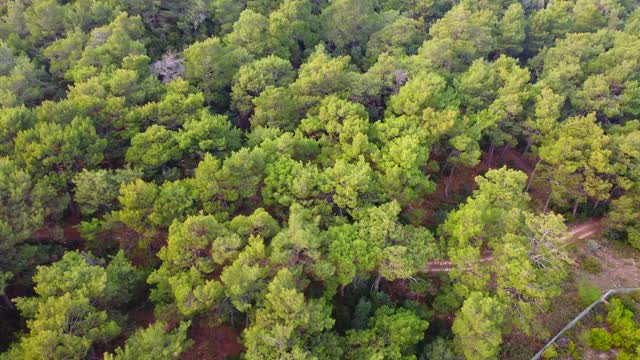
[1,0,639,359]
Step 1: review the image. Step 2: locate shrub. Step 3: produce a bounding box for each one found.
[432,285,462,315]
[567,341,581,359]
[581,256,602,274]
[586,239,600,252]
[408,277,430,296]
[542,343,558,359]
[589,328,612,351]
[578,282,601,307]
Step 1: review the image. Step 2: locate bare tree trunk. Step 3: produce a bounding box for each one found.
[444,165,456,199]
[488,142,495,168]
[340,284,345,297]
[523,138,533,154]
[606,185,620,203]
[593,199,600,210]
[372,274,382,291]
[526,159,542,192]
[500,144,508,162]
[572,199,579,217]
[543,191,552,214]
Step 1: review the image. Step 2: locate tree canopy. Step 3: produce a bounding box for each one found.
[1,0,640,359]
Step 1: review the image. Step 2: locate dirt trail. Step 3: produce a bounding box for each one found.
[425,218,602,273]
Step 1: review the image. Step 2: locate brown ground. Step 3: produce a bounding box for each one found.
[34,215,83,243]
[180,321,244,360]
[574,229,640,290]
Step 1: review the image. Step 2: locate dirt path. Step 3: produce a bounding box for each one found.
[425,218,602,273]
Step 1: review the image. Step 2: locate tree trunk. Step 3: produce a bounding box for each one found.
[543,191,552,214]
[444,165,456,199]
[523,138,533,154]
[500,144,508,162]
[340,284,345,297]
[606,185,620,203]
[572,199,579,217]
[488,143,495,168]
[526,159,542,192]
[372,274,382,291]
[593,199,600,210]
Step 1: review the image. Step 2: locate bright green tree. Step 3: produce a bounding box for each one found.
[73,168,142,216]
[104,321,192,360]
[183,36,251,107]
[345,306,429,360]
[537,113,614,214]
[231,55,296,117]
[452,292,506,360]
[418,4,496,72]
[14,116,106,182]
[242,268,342,359]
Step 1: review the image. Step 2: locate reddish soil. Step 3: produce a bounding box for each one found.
[180,321,244,360]
[383,279,427,302]
[128,307,156,328]
[33,215,83,242]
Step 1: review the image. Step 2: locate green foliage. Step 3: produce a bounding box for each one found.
[231,55,296,116]
[419,4,497,72]
[0,44,50,107]
[452,292,506,360]
[125,125,181,175]
[7,250,141,359]
[605,298,640,353]
[345,306,429,359]
[441,167,570,334]
[320,0,380,65]
[589,328,612,351]
[289,44,354,99]
[242,268,342,359]
[542,343,558,359]
[0,157,51,246]
[148,214,241,315]
[225,9,285,58]
[420,337,460,360]
[607,191,640,250]
[3,2,640,359]
[14,116,107,182]
[581,256,603,274]
[578,281,601,307]
[73,168,142,216]
[9,293,121,360]
[183,36,252,107]
[538,113,614,212]
[178,111,242,158]
[104,321,192,360]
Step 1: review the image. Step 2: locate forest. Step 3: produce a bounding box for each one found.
[1,0,640,359]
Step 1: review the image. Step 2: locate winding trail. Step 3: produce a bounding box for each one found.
[425,218,602,273]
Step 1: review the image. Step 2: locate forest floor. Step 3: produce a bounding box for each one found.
[572,226,640,291]
[180,322,244,360]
